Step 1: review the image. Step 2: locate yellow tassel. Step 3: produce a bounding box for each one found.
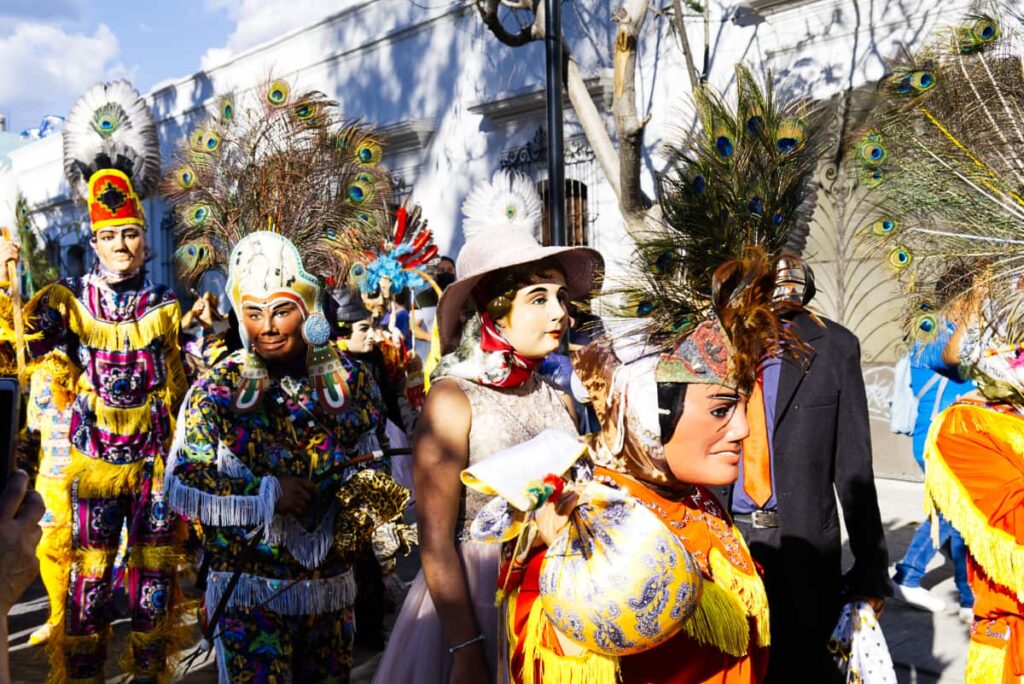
[963,641,1006,683]
[117,593,196,682]
[27,284,180,353]
[46,626,113,684]
[65,449,148,499]
[682,576,752,657]
[130,544,188,572]
[924,405,1024,603]
[86,394,154,438]
[708,547,770,648]
[75,548,118,576]
[516,589,619,684]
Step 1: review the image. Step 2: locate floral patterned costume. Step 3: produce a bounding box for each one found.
[26,361,76,636]
[24,273,189,683]
[165,348,395,682]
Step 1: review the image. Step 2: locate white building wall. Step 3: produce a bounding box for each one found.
[6,0,974,292]
[6,0,983,477]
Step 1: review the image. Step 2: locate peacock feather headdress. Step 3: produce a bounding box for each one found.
[62,80,161,232]
[852,7,1024,402]
[612,64,824,390]
[164,78,393,413]
[164,79,392,295]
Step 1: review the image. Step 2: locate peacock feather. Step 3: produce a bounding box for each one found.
[62,80,161,201]
[162,78,393,293]
[853,8,1024,346]
[610,64,825,351]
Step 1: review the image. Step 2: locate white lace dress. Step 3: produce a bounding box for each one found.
[372,374,578,683]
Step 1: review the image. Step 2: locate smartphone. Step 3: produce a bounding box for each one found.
[0,378,20,493]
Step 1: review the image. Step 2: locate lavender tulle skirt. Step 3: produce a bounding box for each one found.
[371,542,505,683]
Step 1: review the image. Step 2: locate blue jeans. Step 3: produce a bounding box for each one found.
[894,513,974,608]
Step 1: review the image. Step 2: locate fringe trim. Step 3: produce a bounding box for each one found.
[117,607,195,684]
[75,548,120,576]
[45,626,113,684]
[924,411,1024,603]
[204,569,356,616]
[518,590,619,684]
[265,500,339,570]
[681,576,752,658]
[65,450,148,499]
[964,641,1006,683]
[708,547,771,648]
[129,544,188,572]
[85,394,155,438]
[32,283,179,352]
[164,386,281,538]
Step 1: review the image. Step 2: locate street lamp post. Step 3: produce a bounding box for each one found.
[544,0,566,247]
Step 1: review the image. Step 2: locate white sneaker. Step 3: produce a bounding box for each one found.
[891,581,947,612]
[959,607,974,624]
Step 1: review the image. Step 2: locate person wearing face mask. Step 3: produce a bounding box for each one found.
[161,80,410,683]
[335,287,405,432]
[0,81,190,683]
[503,249,788,684]
[371,171,602,684]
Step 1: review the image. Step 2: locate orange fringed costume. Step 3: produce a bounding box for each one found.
[502,340,771,684]
[508,467,769,684]
[923,398,1024,683]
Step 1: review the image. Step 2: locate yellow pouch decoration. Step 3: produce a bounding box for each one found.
[538,482,701,656]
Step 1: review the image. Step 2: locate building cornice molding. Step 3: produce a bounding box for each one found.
[380,119,435,155]
[469,71,613,125]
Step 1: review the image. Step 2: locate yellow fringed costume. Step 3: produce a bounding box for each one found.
[25,358,77,645]
[923,399,1024,684]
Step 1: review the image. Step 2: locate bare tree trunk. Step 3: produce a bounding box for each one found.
[612,0,652,226]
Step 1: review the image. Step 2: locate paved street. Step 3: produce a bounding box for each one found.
[7,477,970,683]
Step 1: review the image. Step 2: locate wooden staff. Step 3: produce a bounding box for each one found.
[1,227,26,392]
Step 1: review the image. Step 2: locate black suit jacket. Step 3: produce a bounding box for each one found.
[716,313,890,627]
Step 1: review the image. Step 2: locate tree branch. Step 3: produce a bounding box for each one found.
[670,0,700,89]
[476,0,540,47]
[612,0,652,221]
[565,57,621,204]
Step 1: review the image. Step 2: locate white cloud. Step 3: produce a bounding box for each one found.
[200,0,356,70]
[0,22,126,133]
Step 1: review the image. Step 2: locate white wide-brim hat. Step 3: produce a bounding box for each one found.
[436,230,602,353]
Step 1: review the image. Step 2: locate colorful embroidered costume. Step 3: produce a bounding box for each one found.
[13,80,191,684]
[160,77,408,682]
[923,399,1024,683]
[165,348,391,681]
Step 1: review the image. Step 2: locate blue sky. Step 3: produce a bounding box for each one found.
[0,0,347,134]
